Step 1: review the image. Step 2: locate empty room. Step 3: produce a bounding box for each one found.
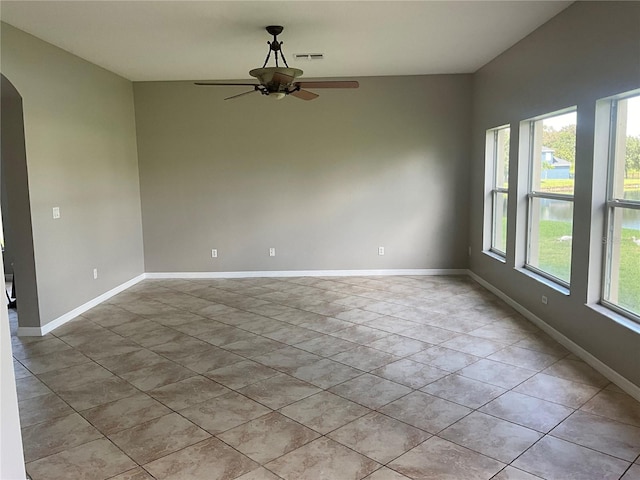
[1,1,639,479]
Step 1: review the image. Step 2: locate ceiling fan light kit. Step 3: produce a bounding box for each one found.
[195,26,358,101]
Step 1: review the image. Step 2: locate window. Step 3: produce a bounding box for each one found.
[602,93,640,320]
[487,126,510,256]
[525,110,577,286]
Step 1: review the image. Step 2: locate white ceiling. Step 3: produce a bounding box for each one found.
[0,1,572,82]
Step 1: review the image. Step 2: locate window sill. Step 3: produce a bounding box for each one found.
[514,267,570,296]
[482,250,506,264]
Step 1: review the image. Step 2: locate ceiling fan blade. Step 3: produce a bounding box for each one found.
[272,72,295,85]
[295,81,359,89]
[224,89,259,100]
[195,82,259,86]
[291,89,319,101]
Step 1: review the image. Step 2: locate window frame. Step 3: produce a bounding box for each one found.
[601,93,640,323]
[487,125,510,257]
[524,110,577,288]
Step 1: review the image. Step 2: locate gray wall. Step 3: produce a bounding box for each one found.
[0,23,145,327]
[470,2,640,385]
[134,75,472,273]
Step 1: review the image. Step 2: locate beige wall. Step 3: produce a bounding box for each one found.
[134,75,472,273]
[0,23,145,327]
[470,2,640,385]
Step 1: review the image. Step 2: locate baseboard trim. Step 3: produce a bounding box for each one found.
[468,271,640,403]
[17,274,146,337]
[145,269,468,279]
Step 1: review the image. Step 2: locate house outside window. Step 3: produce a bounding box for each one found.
[602,93,640,321]
[524,110,577,286]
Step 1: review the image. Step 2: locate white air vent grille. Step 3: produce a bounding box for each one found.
[293,53,324,61]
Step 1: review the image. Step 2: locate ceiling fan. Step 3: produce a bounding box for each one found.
[195,25,359,101]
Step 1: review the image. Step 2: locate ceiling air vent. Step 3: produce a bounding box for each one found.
[293,53,324,61]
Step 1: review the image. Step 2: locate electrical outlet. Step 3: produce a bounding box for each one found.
[52,207,60,219]
[378,246,385,256]
[93,268,98,280]
[211,249,218,258]
[541,295,548,305]
[269,247,276,257]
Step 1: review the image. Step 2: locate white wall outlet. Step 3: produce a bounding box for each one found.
[52,207,60,219]
[93,268,98,280]
[541,295,548,305]
[211,249,218,258]
[269,247,276,257]
[378,246,385,256]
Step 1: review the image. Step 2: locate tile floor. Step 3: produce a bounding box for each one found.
[8,275,640,480]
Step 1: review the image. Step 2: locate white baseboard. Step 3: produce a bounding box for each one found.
[145,268,468,279]
[468,271,640,403]
[17,274,146,337]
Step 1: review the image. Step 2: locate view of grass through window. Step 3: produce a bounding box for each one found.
[603,94,640,318]
[527,111,576,285]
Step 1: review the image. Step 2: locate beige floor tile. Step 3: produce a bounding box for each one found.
[542,358,609,387]
[513,435,630,480]
[110,318,158,337]
[514,373,600,408]
[551,410,640,461]
[148,375,229,410]
[16,376,52,401]
[172,346,245,373]
[108,412,210,464]
[409,346,480,372]
[299,316,356,334]
[468,324,528,344]
[421,374,506,409]
[439,334,507,357]
[37,362,114,391]
[388,436,504,480]
[479,390,573,433]
[580,389,640,427]
[329,373,412,409]
[372,359,448,389]
[290,358,363,388]
[439,411,541,463]
[335,308,384,324]
[218,412,320,463]
[11,337,72,360]
[279,391,371,434]
[55,376,140,410]
[144,437,259,480]
[74,336,141,360]
[621,464,640,480]
[119,359,195,391]
[331,346,399,371]
[363,467,412,479]
[95,348,167,375]
[396,324,459,344]
[238,373,322,409]
[365,333,430,356]
[205,360,280,389]
[331,325,391,344]
[252,346,322,374]
[513,332,569,357]
[18,392,74,427]
[487,345,561,371]
[492,466,543,480]
[329,412,431,463]
[13,360,32,379]
[21,412,103,462]
[266,437,380,480]
[108,467,156,480]
[459,359,536,389]
[20,348,91,374]
[81,392,171,435]
[179,391,271,434]
[362,317,421,335]
[26,438,136,480]
[380,391,471,433]
[234,467,282,480]
[223,335,286,358]
[263,325,322,344]
[294,334,358,356]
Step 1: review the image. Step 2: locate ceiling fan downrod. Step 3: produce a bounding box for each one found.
[262,25,289,69]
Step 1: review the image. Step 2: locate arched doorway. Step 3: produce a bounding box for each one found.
[1,74,41,331]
